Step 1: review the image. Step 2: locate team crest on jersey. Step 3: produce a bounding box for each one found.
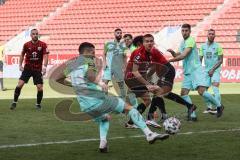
[108,44,115,50]
[134,55,141,63]
[38,47,42,51]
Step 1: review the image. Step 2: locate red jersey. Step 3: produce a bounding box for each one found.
[22,40,49,72]
[125,45,168,79]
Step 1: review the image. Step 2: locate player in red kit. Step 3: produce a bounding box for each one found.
[124,34,197,127]
[10,29,49,110]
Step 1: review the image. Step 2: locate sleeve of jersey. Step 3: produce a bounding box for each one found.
[217,44,223,56]
[185,37,195,48]
[154,49,168,64]
[199,45,204,56]
[132,52,141,64]
[104,42,108,53]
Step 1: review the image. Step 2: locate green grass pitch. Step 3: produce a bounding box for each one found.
[0,79,240,160]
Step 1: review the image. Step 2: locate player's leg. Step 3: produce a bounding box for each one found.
[122,101,169,143]
[102,67,111,94]
[202,71,215,113]
[33,71,44,109]
[193,68,223,117]
[212,71,221,104]
[117,81,126,98]
[10,70,30,110]
[124,78,150,128]
[147,96,166,120]
[197,86,223,118]
[114,69,127,99]
[125,92,150,128]
[96,114,110,153]
[92,96,169,152]
[180,88,197,120]
[165,92,196,110]
[0,60,5,91]
[146,96,165,128]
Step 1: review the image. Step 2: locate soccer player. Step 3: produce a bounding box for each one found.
[199,29,223,114]
[123,34,136,56]
[124,35,197,128]
[54,42,169,153]
[0,43,5,91]
[10,29,49,110]
[168,24,224,118]
[125,34,197,128]
[103,28,127,98]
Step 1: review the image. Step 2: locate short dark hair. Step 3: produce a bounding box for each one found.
[181,23,191,30]
[143,34,154,40]
[31,28,38,33]
[208,29,215,32]
[123,34,133,39]
[114,28,122,32]
[78,42,95,54]
[132,35,143,47]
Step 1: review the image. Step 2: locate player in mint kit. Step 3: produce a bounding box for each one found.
[103,28,127,98]
[57,42,169,153]
[199,29,223,114]
[168,24,224,118]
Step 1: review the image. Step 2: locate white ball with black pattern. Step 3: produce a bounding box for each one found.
[163,117,181,134]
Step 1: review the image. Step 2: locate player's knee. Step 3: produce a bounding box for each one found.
[36,85,43,91]
[17,81,24,88]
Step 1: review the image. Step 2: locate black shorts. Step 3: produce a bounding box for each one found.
[20,69,43,85]
[156,63,175,88]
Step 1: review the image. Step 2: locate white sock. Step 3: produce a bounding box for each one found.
[143,127,153,136]
[100,137,107,142]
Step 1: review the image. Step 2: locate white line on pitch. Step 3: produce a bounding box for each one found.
[0,128,239,149]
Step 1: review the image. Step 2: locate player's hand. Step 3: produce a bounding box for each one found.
[146,84,159,92]
[208,69,214,77]
[99,81,108,92]
[95,57,103,72]
[42,66,47,75]
[167,49,175,54]
[19,65,24,71]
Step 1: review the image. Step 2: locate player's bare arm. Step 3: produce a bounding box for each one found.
[168,47,192,62]
[42,53,49,75]
[208,55,223,77]
[167,49,181,57]
[19,51,25,71]
[132,63,156,91]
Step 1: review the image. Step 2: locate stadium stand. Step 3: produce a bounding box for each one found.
[196,0,240,55]
[0,0,68,44]
[0,0,239,56]
[38,0,226,55]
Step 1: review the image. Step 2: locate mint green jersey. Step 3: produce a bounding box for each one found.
[104,40,127,71]
[199,42,223,72]
[124,44,137,56]
[66,56,105,111]
[179,36,201,74]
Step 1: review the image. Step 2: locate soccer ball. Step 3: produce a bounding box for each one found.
[163,117,181,134]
